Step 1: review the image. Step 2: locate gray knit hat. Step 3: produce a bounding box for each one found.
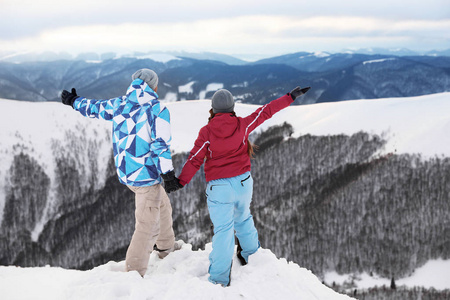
[211,89,235,113]
[131,68,159,90]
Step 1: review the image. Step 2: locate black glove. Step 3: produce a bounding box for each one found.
[289,86,311,101]
[161,170,184,194]
[61,88,78,107]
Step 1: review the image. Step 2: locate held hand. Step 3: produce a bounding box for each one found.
[289,86,311,101]
[61,88,78,107]
[161,171,184,194]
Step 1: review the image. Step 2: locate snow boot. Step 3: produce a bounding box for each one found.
[236,238,247,266]
[154,240,184,259]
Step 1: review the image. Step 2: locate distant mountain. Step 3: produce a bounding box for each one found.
[253,52,393,72]
[312,56,450,103]
[164,51,248,65]
[426,49,450,56]
[0,50,247,65]
[2,48,449,64]
[342,48,421,56]
[0,57,310,104]
[340,47,450,57]
[252,53,450,103]
[0,52,449,105]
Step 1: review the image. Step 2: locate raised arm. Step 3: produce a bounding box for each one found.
[242,86,310,135]
[73,96,120,121]
[61,87,119,121]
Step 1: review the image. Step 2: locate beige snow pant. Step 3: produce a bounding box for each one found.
[125,184,175,276]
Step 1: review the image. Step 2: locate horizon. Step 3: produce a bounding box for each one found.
[2,47,450,63]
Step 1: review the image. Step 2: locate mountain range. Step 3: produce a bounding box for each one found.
[0,50,449,105]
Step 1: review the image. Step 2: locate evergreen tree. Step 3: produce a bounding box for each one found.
[391,277,396,290]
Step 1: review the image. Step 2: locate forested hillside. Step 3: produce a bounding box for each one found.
[0,96,449,300]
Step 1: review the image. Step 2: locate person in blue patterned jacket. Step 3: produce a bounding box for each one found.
[61,69,183,277]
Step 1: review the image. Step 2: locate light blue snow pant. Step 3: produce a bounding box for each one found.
[206,171,260,286]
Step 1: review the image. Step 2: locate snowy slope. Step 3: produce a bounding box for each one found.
[0,242,353,300]
[1,92,449,231]
[1,92,450,298]
[0,100,112,232]
[324,259,450,291]
[167,92,450,157]
[1,91,448,188]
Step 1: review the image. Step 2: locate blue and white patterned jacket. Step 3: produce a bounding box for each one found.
[73,79,174,186]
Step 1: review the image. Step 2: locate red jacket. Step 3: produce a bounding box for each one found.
[178,94,294,185]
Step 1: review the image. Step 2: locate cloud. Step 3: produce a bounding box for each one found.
[1,15,449,56]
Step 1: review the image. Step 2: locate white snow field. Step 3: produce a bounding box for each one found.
[167,92,450,158]
[1,92,449,299]
[0,242,353,300]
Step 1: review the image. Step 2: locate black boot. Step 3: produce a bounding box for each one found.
[236,238,247,266]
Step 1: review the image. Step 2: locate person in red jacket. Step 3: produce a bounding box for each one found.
[172,86,310,286]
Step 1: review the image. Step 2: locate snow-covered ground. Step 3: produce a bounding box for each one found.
[2,91,448,196]
[1,245,449,300]
[324,259,450,291]
[1,92,450,298]
[168,92,450,158]
[363,58,396,65]
[0,242,353,300]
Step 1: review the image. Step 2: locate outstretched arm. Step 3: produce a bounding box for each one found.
[242,86,310,135]
[61,87,119,121]
[73,96,120,121]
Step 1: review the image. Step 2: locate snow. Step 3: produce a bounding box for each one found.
[0,242,353,300]
[363,58,396,65]
[314,51,330,58]
[0,100,111,235]
[0,50,33,62]
[167,92,450,158]
[134,53,181,63]
[1,92,450,297]
[199,82,224,100]
[324,259,450,291]
[161,92,177,102]
[3,92,449,231]
[231,81,249,88]
[178,81,196,94]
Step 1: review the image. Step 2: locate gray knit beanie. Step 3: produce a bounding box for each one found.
[131,68,159,90]
[211,89,235,113]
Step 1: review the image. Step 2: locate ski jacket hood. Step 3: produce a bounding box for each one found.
[125,79,157,105]
[208,113,239,138]
[73,79,174,187]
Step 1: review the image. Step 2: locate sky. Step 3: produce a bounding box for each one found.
[0,0,449,59]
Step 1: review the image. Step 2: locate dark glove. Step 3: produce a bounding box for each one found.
[161,170,184,194]
[289,86,311,101]
[61,88,78,107]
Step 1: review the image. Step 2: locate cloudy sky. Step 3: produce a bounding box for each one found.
[1,0,449,59]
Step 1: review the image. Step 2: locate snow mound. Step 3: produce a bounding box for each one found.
[0,242,352,300]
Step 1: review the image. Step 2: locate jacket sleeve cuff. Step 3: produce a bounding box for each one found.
[286,93,295,101]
